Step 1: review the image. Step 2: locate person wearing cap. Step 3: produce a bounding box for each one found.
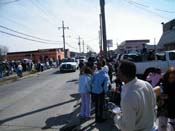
[91,61,110,123]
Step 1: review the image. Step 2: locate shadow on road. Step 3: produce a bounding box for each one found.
[42,92,119,131]
[70,93,80,100]
[53,71,76,75]
[52,71,62,75]
[79,121,96,131]
[42,93,81,130]
[66,79,78,83]
[0,99,77,125]
[42,106,81,130]
[80,120,119,131]
[41,113,71,130]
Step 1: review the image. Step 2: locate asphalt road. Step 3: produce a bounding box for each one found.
[0,69,80,131]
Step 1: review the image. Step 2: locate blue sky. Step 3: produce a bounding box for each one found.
[0,0,174,52]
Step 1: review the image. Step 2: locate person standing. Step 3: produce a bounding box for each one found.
[106,59,113,83]
[17,63,23,77]
[114,60,156,131]
[142,44,147,61]
[79,60,85,71]
[91,61,110,123]
[157,67,175,131]
[79,66,92,120]
[0,62,4,78]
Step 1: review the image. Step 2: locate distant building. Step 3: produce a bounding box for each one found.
[158,19,175,50]
[146,44,162,52]
[70,52,81,58]
[7,48,70,62]
[118,40,150,54]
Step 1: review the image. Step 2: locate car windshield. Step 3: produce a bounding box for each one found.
[79,56,86,59]
[62,59,75,62]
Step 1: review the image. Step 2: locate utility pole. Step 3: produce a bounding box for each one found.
[58,21,69,58]
[78,36,82,54]
[154,38,156,52]
[100,0,107,58]
[82,40,85,54]
[99,30,102,51]
[116,42,119,54]
[87,45,89,53]
[99,14,103,52]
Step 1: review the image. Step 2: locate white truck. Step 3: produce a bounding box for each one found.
[120,50,175,75]
[59,58,78,72]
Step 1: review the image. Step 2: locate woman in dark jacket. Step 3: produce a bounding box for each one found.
[158,67,175,131]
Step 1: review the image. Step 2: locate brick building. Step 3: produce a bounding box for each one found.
[7,48,70,62]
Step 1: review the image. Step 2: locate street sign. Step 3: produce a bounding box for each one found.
[107,40,113,48]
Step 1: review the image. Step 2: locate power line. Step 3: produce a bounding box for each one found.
[122,0,168,19]
[0,26,83,51]
[0,0,20,5]
[0,25,61,43]
[30,0,57,26]
[30,0,63,29]
[66,43,77,50]
[0,15,32,30]
[15,2,49,24]
[1,1,53,33]
[155,8,175,13]
[86,37,99,42]
[1,28,79,51]
[124,0,175,14]
[127,0,149,8]
[0,30,62,45]
[35,0,59,24]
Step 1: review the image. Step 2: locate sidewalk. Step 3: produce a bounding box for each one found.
[60,82,119,131]
[0,68,53,86]
[60,102,119,131]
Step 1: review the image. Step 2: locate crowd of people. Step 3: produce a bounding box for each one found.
[78,56,175,131]
[79,57,111,123]
[0,60,32,78]
[0,58,55,78]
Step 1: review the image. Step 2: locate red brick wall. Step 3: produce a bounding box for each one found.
[7,49,65,62]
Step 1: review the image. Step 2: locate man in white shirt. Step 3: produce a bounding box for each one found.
[114,60,156,131]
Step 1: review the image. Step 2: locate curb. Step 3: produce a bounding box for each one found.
[0,68,54,86]
[19,68,54,80]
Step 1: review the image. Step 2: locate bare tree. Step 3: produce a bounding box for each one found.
[0,45,8,61]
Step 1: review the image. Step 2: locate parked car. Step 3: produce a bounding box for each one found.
[79,56,87,63]
[120,50,175,76]
[59,58,78,72]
